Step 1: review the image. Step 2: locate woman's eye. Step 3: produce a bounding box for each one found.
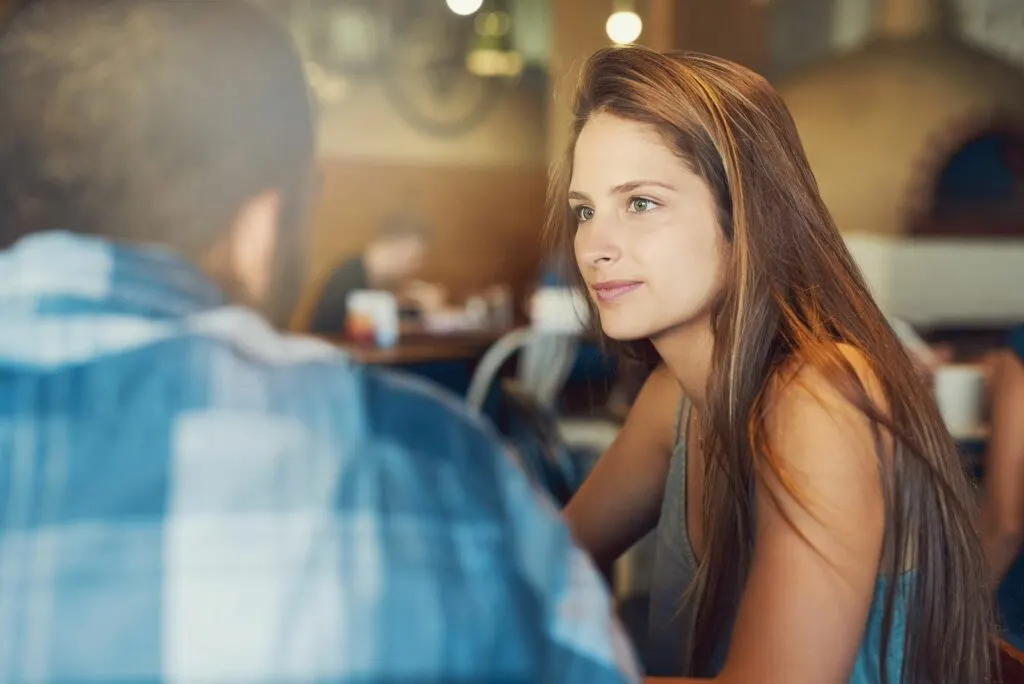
[574,205,595,222]
[628,197,657,213]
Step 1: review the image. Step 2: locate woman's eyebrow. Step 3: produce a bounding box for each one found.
[610,179,677,194]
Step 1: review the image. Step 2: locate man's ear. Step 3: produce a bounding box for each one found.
[227,190,281,306]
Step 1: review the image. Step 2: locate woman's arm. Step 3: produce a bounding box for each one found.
[981,344,1024,585]
[648,350,887,684]
[563,364,680,572]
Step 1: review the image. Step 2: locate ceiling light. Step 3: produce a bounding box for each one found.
[606,10,642,45]
[446,0,484,17]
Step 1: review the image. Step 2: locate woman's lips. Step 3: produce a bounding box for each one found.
[592,281,642,303]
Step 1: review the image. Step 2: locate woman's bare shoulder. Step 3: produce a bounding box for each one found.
[767,343,887,416]
[620,363,684,455]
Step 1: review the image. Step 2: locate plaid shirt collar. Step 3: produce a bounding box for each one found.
[0,230,225,319]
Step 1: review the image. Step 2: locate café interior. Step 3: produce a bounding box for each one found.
[249,0,1024,672]
[7,0,1023,676]
[260,0,1024,672]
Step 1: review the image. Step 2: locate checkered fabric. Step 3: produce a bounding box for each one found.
[0,231,639,684]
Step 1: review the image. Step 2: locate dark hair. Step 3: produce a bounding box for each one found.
[377,211,432,242]
[0,0,316,256]
[548,46,996,683]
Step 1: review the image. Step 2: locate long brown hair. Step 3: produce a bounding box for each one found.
[548,46,995,683]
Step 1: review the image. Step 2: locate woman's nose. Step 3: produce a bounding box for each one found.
[576,218,622,268]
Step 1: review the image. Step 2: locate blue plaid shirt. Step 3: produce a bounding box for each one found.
[0,231,639,684]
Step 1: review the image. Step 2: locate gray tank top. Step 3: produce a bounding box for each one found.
[646,395,699,676]
[645,396,911,681]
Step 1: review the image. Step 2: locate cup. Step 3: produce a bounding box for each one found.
[346,290,399,348]
[933,363,986,438]
[529,286,589,333]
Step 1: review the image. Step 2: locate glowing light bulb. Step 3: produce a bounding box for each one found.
[446,0,484,16]
[606,10,642,44]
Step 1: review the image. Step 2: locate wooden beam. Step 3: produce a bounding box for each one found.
[641,0,678,53]
[674,0,770,72]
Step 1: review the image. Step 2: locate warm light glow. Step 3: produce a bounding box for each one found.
[466,49,524,77]
[475,11,511,37]
[446,0,484,16]
[605,10,642,44]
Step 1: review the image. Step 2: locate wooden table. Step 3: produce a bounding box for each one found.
[321,328,511,366]
[1001,640,1024,683]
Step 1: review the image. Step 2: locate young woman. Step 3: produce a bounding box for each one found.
[553,47,994,684]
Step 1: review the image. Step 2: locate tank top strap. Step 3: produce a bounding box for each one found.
[674,393,693,449]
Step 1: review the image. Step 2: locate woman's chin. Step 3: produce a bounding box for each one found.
[599,318,653,342]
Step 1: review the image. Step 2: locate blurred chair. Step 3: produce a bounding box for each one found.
[468,290,653,602]
[466,292,621,461]
[466,325,617,496]
[468,325,651,602]
[465,328,579,413]
[468,287,589,409]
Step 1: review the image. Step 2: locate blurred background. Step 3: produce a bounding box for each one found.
[273,0,1023,331]
[2,0,1021,389]
[228,0,1024,361]
[243,0,1024,657]
[4,0,1024,670]
[203,0,1024,443]
[239,0,1024,662]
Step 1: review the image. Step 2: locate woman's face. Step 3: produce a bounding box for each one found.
[571,112,727,341]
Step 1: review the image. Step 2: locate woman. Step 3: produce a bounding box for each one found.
[552,47,994,683]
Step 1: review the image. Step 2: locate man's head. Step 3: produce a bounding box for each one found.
[0,0,316,320]
[363,214,429,287]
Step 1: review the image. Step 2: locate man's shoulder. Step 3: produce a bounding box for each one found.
[355,362,504,457]
[195,309,499,432]
[186,307,498,442]
[178,307,512,503]
[3,304,502,469]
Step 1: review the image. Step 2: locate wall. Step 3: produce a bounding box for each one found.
[292,9,551,330]
[546,0,678,164]
[545,0,612,165]
[770,0,1024,327]
[316,75,547,165]
[295,99,548,327]
[675,0,770,72]
[769,0,837,79]
[771,0,1024,78]
[300,160,547,326]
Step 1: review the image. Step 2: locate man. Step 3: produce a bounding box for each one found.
[309,213,434,334]
[0,2,638,682]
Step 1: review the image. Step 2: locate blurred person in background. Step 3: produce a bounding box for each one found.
[0,2,638,682]
[981,326,1024,584]
[898,327,1024,588]
[977,325,1024,656]
[309,212,446,334]
[552,48,994,683]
